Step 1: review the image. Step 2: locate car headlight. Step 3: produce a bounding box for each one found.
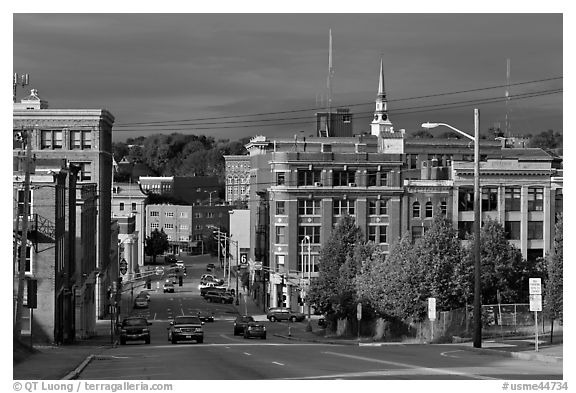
[173,328,181,333]
[143,328,149,333]
[120,329,127,333]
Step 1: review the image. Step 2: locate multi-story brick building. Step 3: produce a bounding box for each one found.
[224,155,250,203]
[13,89,115,322]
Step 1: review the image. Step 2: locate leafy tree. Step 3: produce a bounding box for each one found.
[412,130,434,139]
[545,214,563,343]
[528,129,562,150]
[112,142,129,162]
[145,229,170,264]
[308,215,364,318]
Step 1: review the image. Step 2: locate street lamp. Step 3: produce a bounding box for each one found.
[421,108,482,348]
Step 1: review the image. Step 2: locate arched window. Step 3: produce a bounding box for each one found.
[425,201,433,218]
[412,201,421,218]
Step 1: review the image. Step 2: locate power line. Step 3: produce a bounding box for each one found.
[113,76,562,128]
[112,88,562,132]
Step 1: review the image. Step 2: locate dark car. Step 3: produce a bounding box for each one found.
[233,315,255,336]
[197,311,215,323]
[167,315,204,344]
[266,307,306,322]
[200,285,226,297]
[244,322,266,339]
[163,282,175,293]
[133,295,149,309]
[206,263,216,272]
[164,254,178,264]
[118,317,151,345]
[204,291,234,304]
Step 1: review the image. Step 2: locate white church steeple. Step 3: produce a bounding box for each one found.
[370,58,394,136]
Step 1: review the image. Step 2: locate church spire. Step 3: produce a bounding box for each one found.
[371,57,393,136]
[378,57,386,98]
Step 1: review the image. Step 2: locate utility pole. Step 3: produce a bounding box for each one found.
[14,127,33,341]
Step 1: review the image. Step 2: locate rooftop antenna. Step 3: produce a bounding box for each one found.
[326,28,334,137]
[13,73,29,103]
[505,58,511,137]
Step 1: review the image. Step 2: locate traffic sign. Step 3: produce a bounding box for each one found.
[119,258,128,275]
[428,298,436,321]
[529,278,542,295]
[530,294,542,312]
[357,303,362,321]
[155,266,164,275]
[253,261,263,271]
[240,253,248,266]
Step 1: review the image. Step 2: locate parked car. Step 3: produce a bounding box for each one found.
[233,315,255,336]
[133,296,149,309]
[118,317,151,345]
[197,310,215,323]
[266,307,306,322]
[204,291,234,304]
[206,263,216,272]
[163,282,175,293]
[164,254,177,264]
[200,274,224,285]
[167,315,204,344]
[200,284,226,297]
[244,322,266,339]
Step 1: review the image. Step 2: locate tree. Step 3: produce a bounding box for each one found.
[528,129,562,150]
[545,214,563,343]
[145,229,170,264]
[308,215,364,318]
[412,130,434,139]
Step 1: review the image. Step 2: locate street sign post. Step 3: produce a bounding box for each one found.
[155,266,164,276]
[428,298,436,342]
[119,258,128,275]
[253,261,263,271]
[240,253,248,267]
[529,278,542,352]
[357,303,362,341]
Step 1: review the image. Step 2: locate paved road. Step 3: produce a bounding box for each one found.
[78,256,563,380]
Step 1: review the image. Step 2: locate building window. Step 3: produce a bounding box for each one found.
[458,221,473,239]
[53,131,63,149]
[150,223,159,229]
[179,236,189,242]
[368,200,377,215]
[167,235,172,241]
[16,243,32,273]
[194,212,202,218]
[72,162,92,181]
[180,212,188,218]
[207,212,214,218]
[131,203,137,211]
[297,170,321,186]
[298,199,320,215]
[505,187,521,211]
[119,203,124,211]
[528,188,544,212]
[193,234,203,241]
[298,226,320,244]
[379,200,388,215]
[275,255,285,273]
[367,171,377,187]
[379,225,387,244]
[275,226,286,244]
[482,187,498,211]
[194,225,201,230]
[412,226,424,242]
[70,130,92,149]
[164,223,174,230]
[181,224,189,230]
[277,172,286,186]
[150,211,159,217]
[406,154,417,169]
[425,201,433,218]
[333,199,355,216]
[528,221,543,240]
[82,131,92,149]
[333,170,356,186]
[368,226,377,242]
[440,201,448,215]
[555,188,563,220]
[379,172,388,187]
[40,130,52,149]
[458,187,474,211]
[412,201,421,218]
[505,221,521,240]
[276,201,286,215]
[165,211,174,217]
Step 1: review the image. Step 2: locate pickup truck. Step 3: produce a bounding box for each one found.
[167,315,204,344]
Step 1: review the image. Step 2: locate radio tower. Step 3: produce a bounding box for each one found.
[505,58,511,137]
[326,28,334,137]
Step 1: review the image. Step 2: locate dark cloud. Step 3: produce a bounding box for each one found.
[13,13,562,142]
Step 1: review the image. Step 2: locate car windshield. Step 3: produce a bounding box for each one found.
[175,317,201,324]
[123,318,147,326]
[239,316,254,322]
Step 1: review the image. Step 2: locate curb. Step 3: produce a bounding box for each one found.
[273,334,359,345]
[461,346,562,363]
[62,354,94,380]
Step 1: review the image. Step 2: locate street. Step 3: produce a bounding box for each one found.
[77,255,563,380]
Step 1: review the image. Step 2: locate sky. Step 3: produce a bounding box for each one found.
[11,11,564,143]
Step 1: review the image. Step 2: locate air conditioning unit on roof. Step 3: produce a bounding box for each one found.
[348,183,357,187]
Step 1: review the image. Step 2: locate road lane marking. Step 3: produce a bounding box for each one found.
[440,350,464,358]
[322,351,497,380]
[272,361,285,366]
[243,352,252,356]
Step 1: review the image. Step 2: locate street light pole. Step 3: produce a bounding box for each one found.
[305,235,311,321]
[422,108,482,348]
